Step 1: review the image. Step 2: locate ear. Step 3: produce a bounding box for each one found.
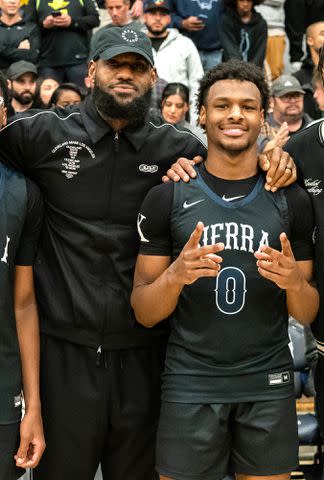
[199,105,206,128]
[150,67,157,87]
[307,35,314,48]
[260,108,264,127]
[183,102,189,114]
[88,60,97,83]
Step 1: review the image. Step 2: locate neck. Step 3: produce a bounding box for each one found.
[147,30,168,39]
[272,110,303,132]
[1,12,22,25]
[11,98,32,113]
[204,143,258,180]
[97,108,129,131]
[310,48,319,66]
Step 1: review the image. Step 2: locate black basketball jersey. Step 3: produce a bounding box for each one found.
[0,165,28,423]
[162,171,294,403]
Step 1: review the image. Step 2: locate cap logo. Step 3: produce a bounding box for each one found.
[121,29,139,44]
[284,80,293,86]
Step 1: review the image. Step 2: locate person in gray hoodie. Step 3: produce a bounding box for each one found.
[144,0,204,121]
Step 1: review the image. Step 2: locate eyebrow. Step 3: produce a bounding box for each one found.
[212,96,259,102]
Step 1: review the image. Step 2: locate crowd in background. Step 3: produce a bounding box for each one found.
[1,0,324,151]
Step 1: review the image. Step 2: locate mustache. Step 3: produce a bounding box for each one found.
[107,81,138,90]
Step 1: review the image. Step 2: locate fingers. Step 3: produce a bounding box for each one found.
[263,148,297,192]
[15,435,30,467]
[186,221,204,248]
[258,152,270,173]
[164,158,197,183]
[280,232,294,258]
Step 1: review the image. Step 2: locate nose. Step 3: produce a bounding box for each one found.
[227,104,244,120]
[116,64,134,79]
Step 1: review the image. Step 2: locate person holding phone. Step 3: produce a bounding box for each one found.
[36,0,99,87]
[169,0,224,72]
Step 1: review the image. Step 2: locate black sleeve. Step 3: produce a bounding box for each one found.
[219,14,241,61]
[71,0,100,32]
[251,17,267,67]
[15,179,43,265]
[285,184,314,261]
[0,116,33,173]
[138,181,174,256]
[8,24,41,64]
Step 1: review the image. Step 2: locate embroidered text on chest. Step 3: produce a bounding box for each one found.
[201,222,269,253]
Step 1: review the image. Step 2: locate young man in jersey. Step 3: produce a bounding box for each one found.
[0,71,45,479]
[131,59,318,480]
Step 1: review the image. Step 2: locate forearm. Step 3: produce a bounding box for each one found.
[131,265,183,328]
[15,302,41,412]
[286,278,319,325]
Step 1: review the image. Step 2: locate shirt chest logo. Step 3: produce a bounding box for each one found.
[52,141,96,179]
[304,178,322,196]
[139,164,158,174]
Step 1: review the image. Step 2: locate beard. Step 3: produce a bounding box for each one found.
[146,23,168,36]
[11,89,34,105]
[92,83,152,128]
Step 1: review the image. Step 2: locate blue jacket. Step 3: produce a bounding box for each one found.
[169,0,224,51]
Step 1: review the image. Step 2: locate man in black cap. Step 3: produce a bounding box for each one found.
[0,26,207,480]
[7,60,37,115]
[143,0,203,121]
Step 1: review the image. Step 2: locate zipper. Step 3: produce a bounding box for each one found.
[114,132,119,152]
[96,345,102,366]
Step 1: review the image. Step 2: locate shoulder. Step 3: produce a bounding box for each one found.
[3,107,82,131]
[284,182,312,206]
[143,181,174,205]
[285,120,323,152]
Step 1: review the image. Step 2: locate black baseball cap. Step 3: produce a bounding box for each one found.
[7,60,37,80]
[144,0,170,12]
[90,27,154,66]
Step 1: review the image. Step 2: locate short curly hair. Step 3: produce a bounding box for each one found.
[196,59,270,115]
[224,0,265,8]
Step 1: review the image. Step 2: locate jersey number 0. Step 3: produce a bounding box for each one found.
[215,266,247,315]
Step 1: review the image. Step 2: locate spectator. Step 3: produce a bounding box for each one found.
[219,0,267,68]
[35,0,100,87]
[293,21,324,120]
[284,0,324,69]
[49,82,84,107]
[144,0,203,121]
[160,82,206,143]
[267,74,312,136]
[106,0,133,25]
[169,0,224,72]
[91,0,141,52]
[313,68,324,115]
[33,77,60,108]
[7,60,37,114]
[0,0,40,71]
[255,0,285,79]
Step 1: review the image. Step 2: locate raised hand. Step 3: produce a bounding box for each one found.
[170,221,224,285]
[254,232,303,291]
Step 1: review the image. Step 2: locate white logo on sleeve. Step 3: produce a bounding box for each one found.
[1,236,10,264]
[183,199,205,209]
[137,214,149,243]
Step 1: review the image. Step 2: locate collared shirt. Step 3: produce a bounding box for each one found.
[0,95,206,349]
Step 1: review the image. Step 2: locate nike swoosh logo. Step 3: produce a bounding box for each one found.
[183,199,205,209]
[222,195,245,202]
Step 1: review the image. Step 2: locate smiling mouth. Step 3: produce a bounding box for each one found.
[221,127,247,136]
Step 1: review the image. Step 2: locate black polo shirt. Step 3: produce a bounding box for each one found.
[0,95,206,350]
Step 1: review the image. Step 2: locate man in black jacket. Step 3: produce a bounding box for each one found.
[35,0,99,87]
[0,27,206,480]
[0,0,40,71]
